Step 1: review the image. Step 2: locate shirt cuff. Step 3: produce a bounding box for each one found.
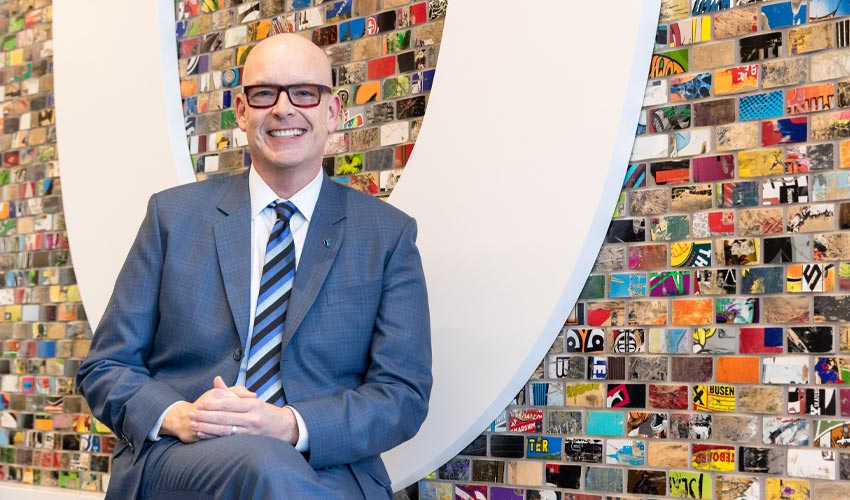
[287,405,309,452]
[147,401,183,441]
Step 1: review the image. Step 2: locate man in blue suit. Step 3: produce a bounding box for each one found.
[76,34,431,499]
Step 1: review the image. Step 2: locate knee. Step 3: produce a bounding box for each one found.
[228,435,312,479]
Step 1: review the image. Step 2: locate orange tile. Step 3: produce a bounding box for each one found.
[841,139,850,168]
[716,356,760,383]
[671,298,714,325]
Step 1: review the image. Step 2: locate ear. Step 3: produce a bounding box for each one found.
[235,93,249,131]
[325,92,341,133]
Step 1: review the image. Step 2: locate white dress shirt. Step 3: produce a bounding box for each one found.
[148,168,322,451]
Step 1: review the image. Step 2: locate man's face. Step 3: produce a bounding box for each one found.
[235,39,340,179]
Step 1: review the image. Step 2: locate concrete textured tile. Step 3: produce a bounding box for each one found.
[811,110,850,141]
[738,386,784,414]
[628,300,668,326]
[789,22,834,54]
[737,207,784,235]
[671,356,713,382]
[713,415,759,443]
[693,99,735,126]
[691,40,736,70]
[414,21,444,46]
[584,466,624,493]
[593,246,625,272]
[811,49,850,81]
[713,8,758,39]
[671,185,713,211]
[628,357,668,381]
[814,232,850,260]
[352,37,381,60]
[659,0,690,22]
[762,57,809,88]
[716,122,759,151]
[364,147,395,171]
[349,127,379,150]
[505,460,543,486]
[631,188,670,215]
[647,442,688,467]
[813,481,848,500]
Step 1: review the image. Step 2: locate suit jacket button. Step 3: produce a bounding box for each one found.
[233,347,243,361]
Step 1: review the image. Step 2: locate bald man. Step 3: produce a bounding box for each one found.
[77,34,432,500]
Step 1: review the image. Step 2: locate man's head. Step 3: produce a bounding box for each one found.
[235,34,340,191]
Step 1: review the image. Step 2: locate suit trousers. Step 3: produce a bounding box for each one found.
[137,435,364,500]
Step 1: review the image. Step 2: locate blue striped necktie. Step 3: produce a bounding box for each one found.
[246,200,297,405]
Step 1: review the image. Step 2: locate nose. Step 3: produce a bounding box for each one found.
[271,89,295,116]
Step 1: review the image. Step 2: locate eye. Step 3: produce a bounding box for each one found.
[292,87,319,98]
[250,88,276,98]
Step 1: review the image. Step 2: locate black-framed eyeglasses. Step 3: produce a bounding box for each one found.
[243,84,332,109]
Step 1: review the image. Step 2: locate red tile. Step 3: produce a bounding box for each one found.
[368,55,396,80]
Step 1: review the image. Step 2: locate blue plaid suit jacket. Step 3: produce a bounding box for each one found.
[76,171,432,498]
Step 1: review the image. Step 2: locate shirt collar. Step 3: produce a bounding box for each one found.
[248,168,323,222]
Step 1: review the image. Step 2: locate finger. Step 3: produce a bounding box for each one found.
[196,397,257,413]
[213,376,229,390]
[193,421,247,438]
[229,385,257,398]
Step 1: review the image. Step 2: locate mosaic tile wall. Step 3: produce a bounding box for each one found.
[418,1,850,499]
[8,0,850,497]
[0,0,114,492]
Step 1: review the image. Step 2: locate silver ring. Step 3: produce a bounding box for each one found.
[230,425,237,436]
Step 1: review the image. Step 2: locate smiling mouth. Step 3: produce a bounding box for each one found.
[269,129,305,138]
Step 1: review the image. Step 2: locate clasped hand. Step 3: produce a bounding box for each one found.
[162,376,299,445]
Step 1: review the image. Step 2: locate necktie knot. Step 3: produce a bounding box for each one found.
[272,200,297,222]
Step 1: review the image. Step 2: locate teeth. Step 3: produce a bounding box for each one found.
[269,129,304,138]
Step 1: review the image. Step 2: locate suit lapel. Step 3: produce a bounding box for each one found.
[213,172,252,347]
[281,176,347,351]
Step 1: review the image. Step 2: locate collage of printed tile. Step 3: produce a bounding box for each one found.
[10,0,850,496]
[0,0,115,493]
[175,0,447,198]
[416,0,850,499]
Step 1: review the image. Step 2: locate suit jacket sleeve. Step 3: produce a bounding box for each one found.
[293,217,432,469]
[75,193,185,453]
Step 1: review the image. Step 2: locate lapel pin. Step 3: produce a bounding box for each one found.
[323,239,332,248]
